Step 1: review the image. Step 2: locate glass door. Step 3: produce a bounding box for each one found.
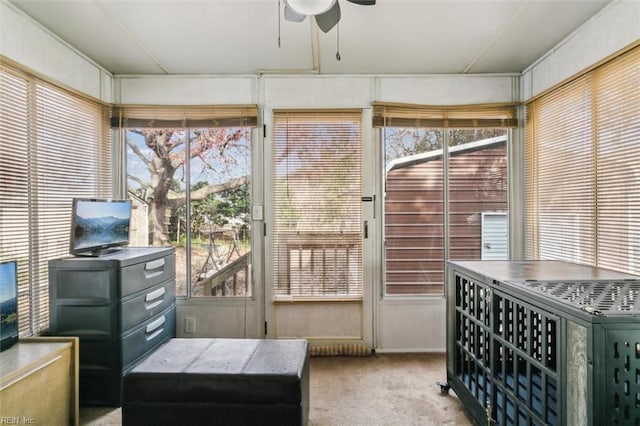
[266,110,367,346]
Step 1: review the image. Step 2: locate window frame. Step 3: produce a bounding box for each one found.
[381,126,511,296]
[113,105,258,299]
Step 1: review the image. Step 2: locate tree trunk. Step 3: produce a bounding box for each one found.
[149,200,169,246]
[148,152,175,245]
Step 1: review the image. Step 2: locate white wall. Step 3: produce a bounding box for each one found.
[260,74,519,352]
[0,1,112,103]
[376,74,520,105]
[0,2,521,349]
[522,0,640,101]
[116,73,518,350]
[5,0,635,351]
[114,75,258,105]
[110,0,640,352]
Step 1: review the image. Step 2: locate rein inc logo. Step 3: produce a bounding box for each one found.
[0,418,35,424]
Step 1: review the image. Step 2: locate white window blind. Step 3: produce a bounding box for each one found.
[271,110,363,299]
[0,63,112,335]
[525,46,640,273]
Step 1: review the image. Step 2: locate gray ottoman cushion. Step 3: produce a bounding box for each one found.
[123,338,309,425]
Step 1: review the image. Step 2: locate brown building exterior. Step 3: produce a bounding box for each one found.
[385,136,508,295]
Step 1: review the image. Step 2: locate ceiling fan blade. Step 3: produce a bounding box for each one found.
[346,0,376,5]
[284,4,307,22]
[315,1,341,33]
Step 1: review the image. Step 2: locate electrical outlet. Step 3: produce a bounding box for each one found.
[185,316,196,333]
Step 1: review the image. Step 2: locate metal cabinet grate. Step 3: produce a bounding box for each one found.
[446,261,640,426]
[605,329,640,425]
[514,280,640,314]
[453,274,559,425]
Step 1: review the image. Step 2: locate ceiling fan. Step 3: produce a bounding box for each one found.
[284,0,376,33]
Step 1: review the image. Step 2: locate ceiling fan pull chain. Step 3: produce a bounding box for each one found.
[277,0,282,47]
[336,20,341,61]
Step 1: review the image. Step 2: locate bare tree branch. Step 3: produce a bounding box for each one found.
[167,176,249,210]
[125,136,152,169]
[127,175,152,193]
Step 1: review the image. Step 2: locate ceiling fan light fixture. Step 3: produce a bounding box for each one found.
[285,0,337,16]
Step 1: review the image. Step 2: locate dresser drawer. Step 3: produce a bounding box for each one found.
[121,280,176,333]
[53,303,117,336]
[120,253,175,297]
[122,305,175,368]
[50,267,118,302]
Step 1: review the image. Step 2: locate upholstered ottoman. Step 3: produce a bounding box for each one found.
[122,338,309,426]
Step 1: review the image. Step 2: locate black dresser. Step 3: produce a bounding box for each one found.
[48,247,176,406]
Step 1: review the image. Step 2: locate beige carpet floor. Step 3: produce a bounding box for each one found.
[80,352,473,426]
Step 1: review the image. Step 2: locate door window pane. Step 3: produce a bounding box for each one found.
[272,111,363,299]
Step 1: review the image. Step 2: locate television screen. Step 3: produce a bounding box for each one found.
[70,198,132,256]
[0,260,18,352]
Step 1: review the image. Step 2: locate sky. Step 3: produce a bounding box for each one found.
[126,129,250,192]
[76,200,131,219]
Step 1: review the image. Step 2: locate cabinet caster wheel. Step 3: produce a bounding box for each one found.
[437,381,451,394]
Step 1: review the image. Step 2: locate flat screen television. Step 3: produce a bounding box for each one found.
[70,198,132,257]
[0,260,19,352]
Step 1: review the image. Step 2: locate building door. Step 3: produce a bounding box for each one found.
[481,212,508,260]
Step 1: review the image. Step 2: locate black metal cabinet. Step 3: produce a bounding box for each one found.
[446,260,640,426]
[48,247,176,406]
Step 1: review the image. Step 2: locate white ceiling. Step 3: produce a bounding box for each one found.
[9,0,612,76]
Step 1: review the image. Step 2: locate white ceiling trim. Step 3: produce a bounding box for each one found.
[461,0,531,73]
[92,0,169,74]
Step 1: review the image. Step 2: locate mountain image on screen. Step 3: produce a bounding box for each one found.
[0,260,18,352]
[0,297,18,338]
[74,215,129,249]
[71,199,131,254]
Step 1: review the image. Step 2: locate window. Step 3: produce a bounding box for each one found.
[384,127,445,295]
[0,63,111,335]
[271,110,363,299]
[375,102,516,295]
[525,46,640,273]
[114,105,257,297]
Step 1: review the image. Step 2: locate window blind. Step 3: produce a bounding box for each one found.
[271,110,363,299]
[0,63,111,335]
[111,105,258,128]
[525,45,640,274]
[373,102,518,128]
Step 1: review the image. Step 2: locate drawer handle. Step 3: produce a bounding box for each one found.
[145,258,165,271]
[146,329,163,341]
[146,316,166,334]
[144,258,166,279]
[145,287,166,302]
[145,300,163,310]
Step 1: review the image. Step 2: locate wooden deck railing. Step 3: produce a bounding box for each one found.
[198,252,251,296]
